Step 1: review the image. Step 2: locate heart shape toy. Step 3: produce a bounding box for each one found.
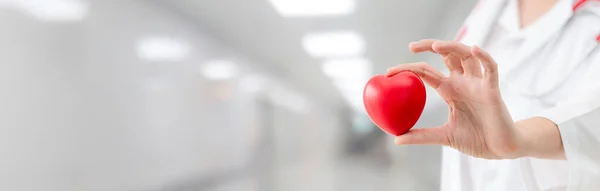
[363,71,426,136]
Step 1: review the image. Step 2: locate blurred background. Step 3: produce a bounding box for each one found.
[0,0,476,190]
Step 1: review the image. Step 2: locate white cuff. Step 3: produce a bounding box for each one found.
[537,109,600,191]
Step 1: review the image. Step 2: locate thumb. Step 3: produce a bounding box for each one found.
[395,126,449,145]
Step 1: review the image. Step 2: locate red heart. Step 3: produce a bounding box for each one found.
[363,71,426,136]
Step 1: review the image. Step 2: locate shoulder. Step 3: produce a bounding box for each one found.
[567,2,600,45]
[574,0,600,19]
[574,2,600,56]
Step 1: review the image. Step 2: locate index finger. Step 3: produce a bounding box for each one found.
[409,39,464,75]
[433,41,483,77]
[431,41,472,59]
[386,62,446,89]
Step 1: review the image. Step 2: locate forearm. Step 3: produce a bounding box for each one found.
[514,117,565,160]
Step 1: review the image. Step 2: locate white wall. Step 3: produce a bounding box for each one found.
[0,1,344,191]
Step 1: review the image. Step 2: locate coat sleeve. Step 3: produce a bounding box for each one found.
[536,48,600,190]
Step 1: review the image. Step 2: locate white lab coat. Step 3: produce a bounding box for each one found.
[440,0,600,191]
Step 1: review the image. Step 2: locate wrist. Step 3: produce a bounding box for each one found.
[511,122,530,159]
[494,125,528,159]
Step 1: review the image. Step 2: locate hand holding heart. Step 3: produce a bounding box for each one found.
[384,39,520,159]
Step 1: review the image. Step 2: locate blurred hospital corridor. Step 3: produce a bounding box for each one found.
[0,0,476,190]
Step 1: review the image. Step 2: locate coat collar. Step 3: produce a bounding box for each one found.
[507,0,574,68]
[463,0,574,47]
[460,0,587,97]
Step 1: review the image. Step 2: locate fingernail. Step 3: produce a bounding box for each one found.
[394,138,401,145]
[409,42,418,47]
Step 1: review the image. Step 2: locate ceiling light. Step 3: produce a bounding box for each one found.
[201,60,239,81]
[302,31,365,58]
[268,0,355,17]
[137,37,191,62]
[324,57,370,113]
[322,58,371,81]
[17,0,89,22]
[334,79,367,113]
